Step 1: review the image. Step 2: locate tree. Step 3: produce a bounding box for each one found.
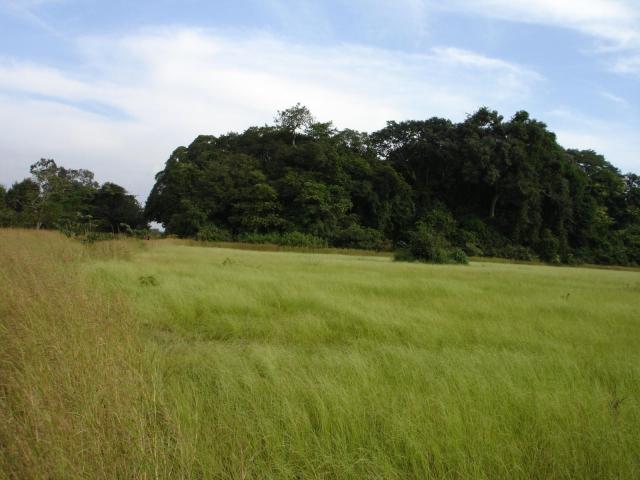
[0,185,15,227]
[92,182,145,232]
[27,158,97,229]
[274,103,314,145]
[6,179,40,227]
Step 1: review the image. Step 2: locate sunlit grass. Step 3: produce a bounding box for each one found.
[2,230,638,478]
[87,241,640,479]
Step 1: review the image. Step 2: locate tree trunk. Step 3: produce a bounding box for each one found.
[490,193,500,219]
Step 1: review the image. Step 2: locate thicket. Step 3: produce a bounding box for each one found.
[145,106,640,265]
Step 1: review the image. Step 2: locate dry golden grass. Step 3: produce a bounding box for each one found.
[0,229,180,479]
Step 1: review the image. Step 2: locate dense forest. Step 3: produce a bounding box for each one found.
[2,105,639,265]
[145,105,640,265]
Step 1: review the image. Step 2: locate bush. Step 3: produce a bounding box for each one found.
[279,231,328,248]
[333,224,391,251]
[407,229,450,263]
[196,224,232,242]
[395,222,468,264]
[236,232,280,244]
[453,229,484,256]
[421,205,457,237]
[237,231,328,248]
[459,218,506,257]
[449,248,469,264]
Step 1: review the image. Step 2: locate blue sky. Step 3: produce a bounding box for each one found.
[1,0,639,199]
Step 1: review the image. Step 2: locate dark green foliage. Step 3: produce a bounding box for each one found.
[196,224,232,242]
[0,185,15,227]
[237,231,328,248]
[92,183,146,232]
[143,106,639,265]
[145,113,415,248]
[396,221,468,264]
[5,105,637,265]
[449,248,469,264]
[3,159,145,237]
[538,229,561,264]
[498,245,537,262]
[333,224,391,251]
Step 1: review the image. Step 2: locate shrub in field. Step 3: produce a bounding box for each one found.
[196,224,232,242]
[459,218,507,257]
[395,222,468,264]
[449,248,469,264]
[279,231,328,248]
[452,228,484,256]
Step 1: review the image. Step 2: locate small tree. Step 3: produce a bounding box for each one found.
[274,103,314,145]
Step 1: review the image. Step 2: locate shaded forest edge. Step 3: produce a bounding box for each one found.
[2,105,639,266]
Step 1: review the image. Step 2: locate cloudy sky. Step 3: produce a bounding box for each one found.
[1,0,639,199]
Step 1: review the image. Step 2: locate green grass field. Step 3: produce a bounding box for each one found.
[2,231,640,479]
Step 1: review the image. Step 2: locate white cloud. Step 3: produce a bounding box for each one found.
[0,27,543,197]
[441,0,640,48]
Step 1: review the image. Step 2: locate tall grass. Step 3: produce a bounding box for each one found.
[90,242,640,479]
[0,230,179,479]
[2,232,639,478]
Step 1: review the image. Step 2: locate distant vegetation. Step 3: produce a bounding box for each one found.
[145,105,640,265]
[3,105,640,265]
[0,159,146,237]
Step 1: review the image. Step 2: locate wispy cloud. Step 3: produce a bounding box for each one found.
[0,27,542,196]
[1,0,65,37]
[611,54,640,75]
[441,0,640,47]
[601,91,629,107]
[437,0,640,78]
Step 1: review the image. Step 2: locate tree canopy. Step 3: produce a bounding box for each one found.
[3,105,638,265]
[145,105,640,265]
[2,159,146,234]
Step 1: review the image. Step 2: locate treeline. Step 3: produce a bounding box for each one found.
[0,159,146,236]
[146,105,640,265]
[2,105,639,265]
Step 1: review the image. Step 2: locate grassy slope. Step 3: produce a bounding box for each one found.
[86,242,640,479]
